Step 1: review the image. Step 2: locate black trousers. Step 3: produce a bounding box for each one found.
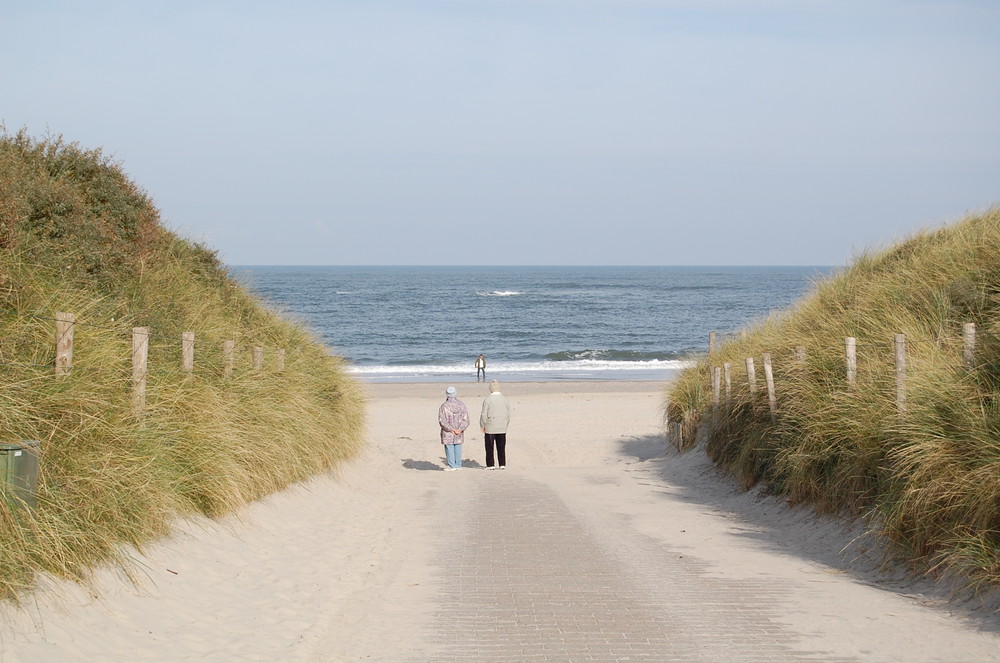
[484,433,507,467]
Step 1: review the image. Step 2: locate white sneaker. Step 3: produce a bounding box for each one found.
[499,466,506,470]
[485,466,496,470]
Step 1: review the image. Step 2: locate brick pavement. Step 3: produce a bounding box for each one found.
[409,471,859,663]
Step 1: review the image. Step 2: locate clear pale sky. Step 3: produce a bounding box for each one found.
[3,1,998,266]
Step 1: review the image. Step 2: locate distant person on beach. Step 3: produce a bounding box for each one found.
[438,386,470,471]
[480,380,511,470]
[475,354,486,381]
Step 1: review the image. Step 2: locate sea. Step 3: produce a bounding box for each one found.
[233,266,834,383]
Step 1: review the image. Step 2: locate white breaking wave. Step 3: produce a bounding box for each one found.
[475,290,523,297]
[349,358,694,376]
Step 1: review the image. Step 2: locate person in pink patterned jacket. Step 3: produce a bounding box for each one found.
[438,386,470,471]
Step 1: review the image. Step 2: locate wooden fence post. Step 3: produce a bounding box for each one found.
[671,422,683,451]
[762,352,777,422]
[223,340,235,379]
[253,345,264,371]
[665,399,682,452]
[895,334,907,421]
[708,330,717,354]
[711,366,722,427]
[963,322,976,369]
[54,312,75,376]
[679,410,692,451]
[132,327,149,415]
[276,348,286,372]
[182,332,195,374]
[664,397,671,445]
[745,357,757,394]
[845,337,857,386]
[723,362,732,405]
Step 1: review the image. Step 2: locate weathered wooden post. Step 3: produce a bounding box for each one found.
[895,334,907,421]
[678,410,691,452]
[54,312,75,376]
[664,397,671,446]
[665,399,681,451]
[745,357,757,395]
[252,345,264,371]
[276,348,286,372]
[708,330,717,354]
[762,352,777,422]
[845,337,857,386]
[711,366,722,427]
[132,327,149,415]
[182,332,195,374]
[723,362,732,405]
[223,340,235,379]
[795,345,807,366]
[963,322,976,370]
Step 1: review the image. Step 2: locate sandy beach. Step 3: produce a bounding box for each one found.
[2,380,999,662]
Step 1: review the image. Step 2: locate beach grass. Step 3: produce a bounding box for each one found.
[0,130,365,600]
[667,207,1000,597]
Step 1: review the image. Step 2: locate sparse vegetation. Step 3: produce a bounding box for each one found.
[0,130,365,600]
[667,207,1000,598]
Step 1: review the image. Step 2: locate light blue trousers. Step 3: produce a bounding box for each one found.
[445,443,463,468]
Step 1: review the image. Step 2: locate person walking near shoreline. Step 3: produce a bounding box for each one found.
[480,380,511,469]
[475,354,486,381]
[438,386,470,471]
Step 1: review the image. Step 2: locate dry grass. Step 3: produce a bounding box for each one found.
[667,207,1000,598]
[0,131,365,600]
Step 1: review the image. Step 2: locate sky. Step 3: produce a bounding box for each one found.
[2,1,998,267]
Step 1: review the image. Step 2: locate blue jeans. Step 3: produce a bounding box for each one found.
[445,443,463,468]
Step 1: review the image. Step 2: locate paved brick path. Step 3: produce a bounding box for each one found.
[410,471,858,662]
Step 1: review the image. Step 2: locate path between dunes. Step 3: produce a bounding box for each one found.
[2,381,999,662]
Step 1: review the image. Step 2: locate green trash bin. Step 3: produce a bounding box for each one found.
[0,440,41,510]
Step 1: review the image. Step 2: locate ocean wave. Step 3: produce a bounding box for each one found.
[476,290,523,297]
[348,358,694,376]
[546,349,686,362]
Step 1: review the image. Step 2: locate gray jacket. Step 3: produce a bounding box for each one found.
[479,392,511,434]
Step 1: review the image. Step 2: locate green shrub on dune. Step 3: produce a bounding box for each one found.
[667,207,1000,596]
[0,130,365,599]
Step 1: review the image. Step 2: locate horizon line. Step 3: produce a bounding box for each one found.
[228,263,840,269]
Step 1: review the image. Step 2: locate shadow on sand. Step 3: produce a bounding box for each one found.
[613,433,1000,629]
[402,458,485,471]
